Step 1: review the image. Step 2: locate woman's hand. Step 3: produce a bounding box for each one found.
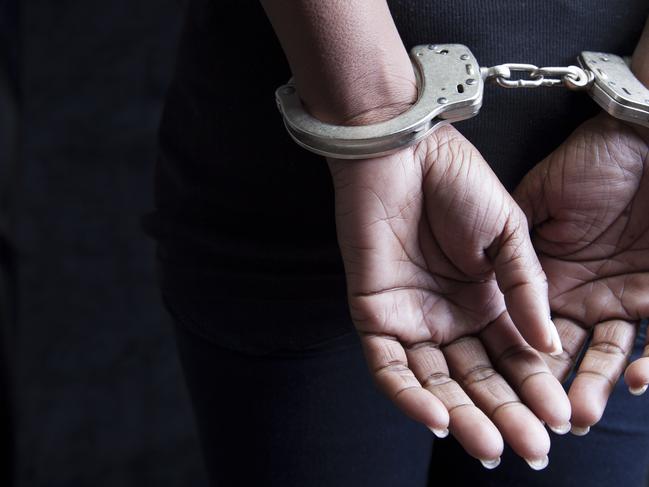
[514,115,649,435]
[329,125,569,468]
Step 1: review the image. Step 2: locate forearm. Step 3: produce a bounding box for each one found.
[260,0,416,125]
[632,17,649,85]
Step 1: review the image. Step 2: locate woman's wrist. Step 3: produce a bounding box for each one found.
[308,74,417,125]
[261,0,417,126]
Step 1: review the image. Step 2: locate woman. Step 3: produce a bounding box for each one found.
[144,1,649,485]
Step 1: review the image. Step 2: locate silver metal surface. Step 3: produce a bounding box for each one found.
[481,63,593,90]
[579,51,649,128]
[275,44,483,159]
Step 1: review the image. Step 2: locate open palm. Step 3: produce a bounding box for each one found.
[515,115,649,433]
[329,125,570,467]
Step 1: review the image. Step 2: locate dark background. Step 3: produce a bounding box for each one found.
[2,0,209,485]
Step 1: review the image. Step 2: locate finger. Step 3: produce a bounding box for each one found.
[541,316,589,382]
[406,341,503,467]
[569,320,635,435]
[487,213,562,355]
[624,323,649,396]
[480,313,572,434]
[511,160,549,229]
[443,336,551,469]
[360,333,449,435]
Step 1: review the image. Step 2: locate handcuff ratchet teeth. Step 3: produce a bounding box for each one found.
[275,44,649,160]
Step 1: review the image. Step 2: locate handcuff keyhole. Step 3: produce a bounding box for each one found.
[457,84,465,94]
[438,49,449,55]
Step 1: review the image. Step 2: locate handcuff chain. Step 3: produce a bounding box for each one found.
[480,63,595,90]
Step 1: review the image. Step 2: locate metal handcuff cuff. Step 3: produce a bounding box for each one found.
[274,44,649,159]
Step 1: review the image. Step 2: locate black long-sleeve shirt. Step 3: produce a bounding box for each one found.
[144,0,649,352]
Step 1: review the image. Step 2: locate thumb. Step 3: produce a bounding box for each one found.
[512,161,549,230]
[487,212,562,355]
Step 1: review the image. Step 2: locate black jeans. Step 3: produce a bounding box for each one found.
[171,303,431,486]
[169,296,649,487]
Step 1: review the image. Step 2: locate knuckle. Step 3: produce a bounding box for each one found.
[495,343,539,367]
[421,371,453,388]
[589,340,627,357]
[460,364,498,388]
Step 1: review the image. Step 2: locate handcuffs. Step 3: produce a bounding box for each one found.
[274,44,649,159]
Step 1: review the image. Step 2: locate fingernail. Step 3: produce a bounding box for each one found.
[479,457,501,470]
[430,427,449,439]
[525,455,549,471]
[629,384,648,396]
[548,320,563,356]
[548,422,571,435]
[570,425,590,436]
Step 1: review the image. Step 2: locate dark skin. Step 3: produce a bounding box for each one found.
[329,124,569,466]
[515,114,649,433]
[262,0,569,468]
[516,21,649,433]
[262,0,649,469]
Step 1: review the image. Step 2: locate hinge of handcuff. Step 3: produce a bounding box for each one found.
[275,44,649,160]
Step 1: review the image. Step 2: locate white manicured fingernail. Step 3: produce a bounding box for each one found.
[430,427,449,438]
[570,425,590,436]
[548,320,563,356]
[629,384,648,396]
[525,455,549,470]
[479,457,501,469]
[549,422,571,435]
